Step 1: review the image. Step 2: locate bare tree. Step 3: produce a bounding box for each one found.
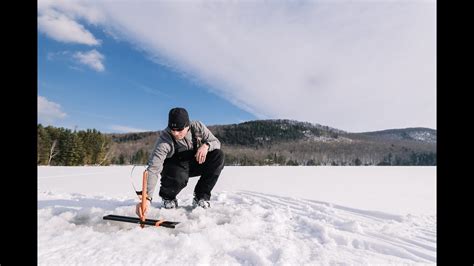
[48,140,59,165]
[97,150,111,166]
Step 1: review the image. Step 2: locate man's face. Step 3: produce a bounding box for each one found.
[170,126,189,140]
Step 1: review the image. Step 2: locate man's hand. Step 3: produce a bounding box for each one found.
[135,200,150,219]
[195,143,210,164]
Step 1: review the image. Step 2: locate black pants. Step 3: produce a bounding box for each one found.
[159,149,225,201]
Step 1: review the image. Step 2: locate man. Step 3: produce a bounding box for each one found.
[136,107,224,216]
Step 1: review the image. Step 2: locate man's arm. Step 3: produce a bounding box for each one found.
[197,121,221,151]
[145,137,172,199]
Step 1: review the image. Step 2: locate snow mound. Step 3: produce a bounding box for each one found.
[38,190,436,264]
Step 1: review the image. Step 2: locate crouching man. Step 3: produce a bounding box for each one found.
[136,107,224,217]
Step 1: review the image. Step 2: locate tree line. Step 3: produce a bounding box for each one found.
[38,122,436,166]
[110,148,150,165]
[37,124,113,166]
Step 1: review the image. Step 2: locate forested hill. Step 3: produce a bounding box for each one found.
[37,119,436,166]
[207,120,344,146]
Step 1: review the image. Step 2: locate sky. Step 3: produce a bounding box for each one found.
[38,166,436,264]
[38,0,436,133]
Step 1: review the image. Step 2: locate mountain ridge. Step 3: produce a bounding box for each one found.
[107,119,436,166]
[109,119,436,142]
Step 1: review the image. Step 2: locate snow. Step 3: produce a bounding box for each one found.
[409,131,437,143]
[38,166,436,264]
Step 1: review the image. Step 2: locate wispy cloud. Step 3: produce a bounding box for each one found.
[38,0,103,45]
[126,80,173,99]
[46,50,105,72]
[38,96,67,124]
[96,1,435,132]
[47,51,71,61]
[73,50,105,72]
[38,14,100,45]
[140,85,173,99]
[109,125,150,133]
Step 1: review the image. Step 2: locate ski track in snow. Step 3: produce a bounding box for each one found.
[38,190,436,264]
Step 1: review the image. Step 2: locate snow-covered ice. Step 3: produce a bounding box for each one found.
[38,166,436,264]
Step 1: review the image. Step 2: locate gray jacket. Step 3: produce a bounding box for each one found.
[146,121,221,199]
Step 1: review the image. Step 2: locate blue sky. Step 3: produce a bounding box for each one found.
[38,26,255,133]
[38,1,436,133]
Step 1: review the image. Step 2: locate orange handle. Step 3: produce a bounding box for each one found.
[140,170,148,228]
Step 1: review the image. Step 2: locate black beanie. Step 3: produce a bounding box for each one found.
[168,107,190,129]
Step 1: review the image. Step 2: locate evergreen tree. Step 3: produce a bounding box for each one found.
[57,129,85,166]
[118,154,126,165]
[131,149,149,165]
[354,158,362,166]
[78,129,111,165]
[286,159,299,166]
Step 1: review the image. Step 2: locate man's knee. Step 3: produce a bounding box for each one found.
[206,149,225,174]
[209,149,224,165]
